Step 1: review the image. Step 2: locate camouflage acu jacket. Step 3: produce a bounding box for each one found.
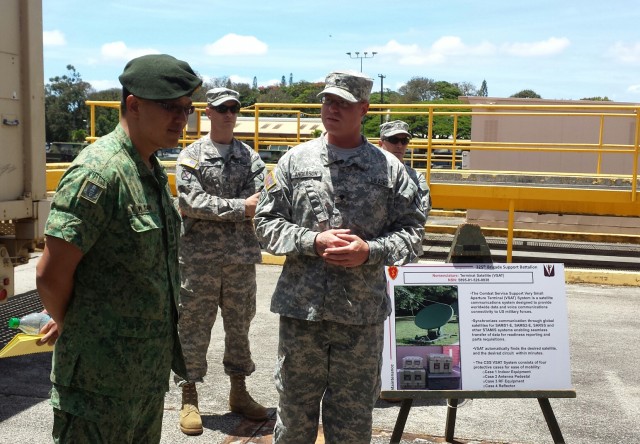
[255,136,426,325]
[406,165,432,218]
[176,135,266,264]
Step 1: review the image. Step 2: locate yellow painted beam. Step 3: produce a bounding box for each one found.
[430,183,640,217]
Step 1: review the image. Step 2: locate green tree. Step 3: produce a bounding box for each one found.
[432,81,462,101]
[257,85,293,104]
[88,87,121,138]
[283,81,324,104]
[398,77,436,101]
[252,76,258,90]
[455,81,477,97]
[479,79,488,97]
[581,96,611,101]
[45,65,92,142]
[234,83,259,107]
[510,89,541,99]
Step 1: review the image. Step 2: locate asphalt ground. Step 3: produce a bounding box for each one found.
[1,256,639,444]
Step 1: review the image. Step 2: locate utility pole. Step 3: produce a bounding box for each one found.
[378,74,386,125]
[346,51,377,72]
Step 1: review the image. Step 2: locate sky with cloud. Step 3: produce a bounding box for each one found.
[42,0,640,102]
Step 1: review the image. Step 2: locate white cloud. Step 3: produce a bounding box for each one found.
[229,74,251,85]
[609,42,640,63]
[374,40,421,57]
[372,37,495,66]
[501,37,570,57]
[43,30,66,47]
[100,41,159,62]
[627,84,640,94]
[263,78,281,86]
[371,36,568,69]
[88,79,121,91]
[204,34,268,56]
[431,36,495,56]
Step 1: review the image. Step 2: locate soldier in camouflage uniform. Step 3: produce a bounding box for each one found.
[36,54,202,444]
[379,120,432,218]
[174,87,268,435]
[254,71,426,443]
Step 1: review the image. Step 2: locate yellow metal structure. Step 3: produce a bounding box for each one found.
[58,101,640,263]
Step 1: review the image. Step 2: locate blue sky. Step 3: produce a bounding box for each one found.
[43,0,640,102]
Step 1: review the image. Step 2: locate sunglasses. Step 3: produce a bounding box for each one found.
[153,101,195,116]
[385,136,411,145]
[212,103,242,114]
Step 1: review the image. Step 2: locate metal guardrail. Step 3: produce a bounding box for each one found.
[67,101,640,262]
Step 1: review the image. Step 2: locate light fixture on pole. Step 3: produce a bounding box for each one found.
[378,74,386,125]
[346,51,377,72]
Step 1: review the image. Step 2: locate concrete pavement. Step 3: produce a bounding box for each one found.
[1,256,639,443]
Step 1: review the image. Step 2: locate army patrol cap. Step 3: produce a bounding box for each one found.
[380,120,411,139]
[118,54,202,100]
[317,71,374,103]
[206,87,241,106]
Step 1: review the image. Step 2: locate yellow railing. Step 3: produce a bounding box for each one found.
[73,101,640,261]
[84,101,640,186]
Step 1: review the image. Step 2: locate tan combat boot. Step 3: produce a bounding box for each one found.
[179,382,203,435]
[229,375,268,421]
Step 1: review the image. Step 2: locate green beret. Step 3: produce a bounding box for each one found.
[118,54,202,100]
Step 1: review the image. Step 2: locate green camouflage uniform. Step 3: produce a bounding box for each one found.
[378,120,431,219]
[174,135,265,384]
[44,124,185,441]
[406,165,432,218]
[255,136,425,443]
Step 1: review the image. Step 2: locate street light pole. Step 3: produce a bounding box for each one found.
[378,74,386,125]
[345,51,377,72]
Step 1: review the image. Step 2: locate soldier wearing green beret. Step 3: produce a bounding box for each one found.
[36,53,202,443]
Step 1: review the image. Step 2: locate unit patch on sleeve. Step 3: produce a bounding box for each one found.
[264,170,279,192]
[79,178,105,203]
[181,169,192,181]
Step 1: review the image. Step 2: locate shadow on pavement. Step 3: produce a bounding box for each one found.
[0,352,52,422]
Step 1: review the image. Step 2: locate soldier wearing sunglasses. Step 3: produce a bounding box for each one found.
[174,87,268,435]
[379,120,432,218]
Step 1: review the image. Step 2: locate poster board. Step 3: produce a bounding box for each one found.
[382,263,571,391]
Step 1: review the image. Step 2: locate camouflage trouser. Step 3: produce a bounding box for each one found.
[273,316,384,444]
[51,384,164,443]
[175,262,257,385]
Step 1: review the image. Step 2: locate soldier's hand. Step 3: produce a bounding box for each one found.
[38,318,60,346]
[314,229,351,256]
[244,192,261,217]
[321,233,370,267]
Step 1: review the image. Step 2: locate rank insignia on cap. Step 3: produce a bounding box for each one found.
[79,179,105,203]
[264,170,279,192]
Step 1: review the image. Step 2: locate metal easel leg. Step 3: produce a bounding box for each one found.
[389,398,413,444]
[445,398,458,442]
[538,398,566,444]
